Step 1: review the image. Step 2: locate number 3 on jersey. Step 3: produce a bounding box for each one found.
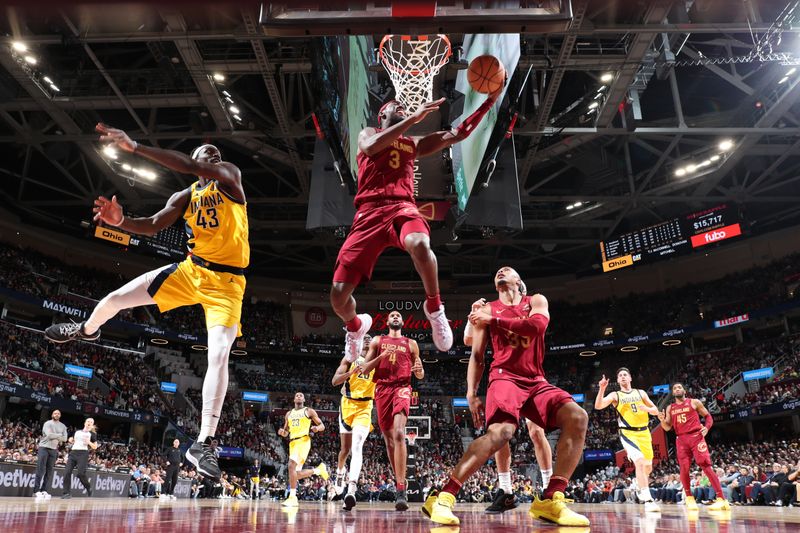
[388,149,400,169]
[196,207,219,229]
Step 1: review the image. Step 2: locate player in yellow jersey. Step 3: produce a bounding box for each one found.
[46,123,248,481]
[278,392,328,507]
[595,367,661,512]
[331,335,376,511]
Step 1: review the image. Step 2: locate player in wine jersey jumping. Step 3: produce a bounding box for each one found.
[658,383,730,511]
[358,311,424,511]
[463,288,554,514]
[331,335,376,511]
[331,85,503,363]
[424,267,589,527]
[595,368,661,512]
[45,124,248,481]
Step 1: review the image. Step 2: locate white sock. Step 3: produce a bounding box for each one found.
[348,482,357,495]
[498,471,512,493]
[198,325,237,441]
[348,425,368,484]
[84,266,165,334]
[540,468,552,488]
[639,488,653,502]
[289,488,296,497]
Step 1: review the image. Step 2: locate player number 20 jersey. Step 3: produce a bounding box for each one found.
[184,180,250,269]
[342,357,376,400]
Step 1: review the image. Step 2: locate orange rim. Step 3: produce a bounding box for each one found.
[379,34,452,76]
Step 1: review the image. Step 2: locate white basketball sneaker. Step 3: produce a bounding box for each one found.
[344,313,372,362]
[424,304,453,351]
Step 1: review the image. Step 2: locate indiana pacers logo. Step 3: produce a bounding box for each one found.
[697,442,708,453]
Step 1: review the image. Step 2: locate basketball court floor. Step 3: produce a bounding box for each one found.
[2,498,798,532]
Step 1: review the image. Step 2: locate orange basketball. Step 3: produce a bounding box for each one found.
[467,55,506,94]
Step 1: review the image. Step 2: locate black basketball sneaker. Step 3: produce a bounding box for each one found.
[485,489,518,514]
[186,437,221,480]
[395,489,409,511]
[45,321,101,343]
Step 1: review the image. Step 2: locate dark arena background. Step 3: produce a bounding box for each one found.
[1,1,800,532]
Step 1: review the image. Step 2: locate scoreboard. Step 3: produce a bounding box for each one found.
[600,205,743,272]
[93,223,186,261]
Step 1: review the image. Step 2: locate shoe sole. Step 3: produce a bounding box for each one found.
[343,495,356,511]
[485,505,518,514]
[395,501,408,511]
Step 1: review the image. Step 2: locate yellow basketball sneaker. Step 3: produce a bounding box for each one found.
[429,492,460,526]
[282,494,299,508]
[529,491,590,526]
[684,495,699,511]
[421,489,439,518]
[314,463,329,481]
[708,498,731,511]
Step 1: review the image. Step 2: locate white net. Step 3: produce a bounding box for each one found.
[379,34,451,113]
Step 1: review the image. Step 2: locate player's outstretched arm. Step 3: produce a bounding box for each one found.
[96,123,244,202]
[692,398,714,436]
[410,340,424,380]
[358,99,444,156]
[416,85,503,157]
[93,189,191,237]
[331,356,356,386]
[594,375,616,410]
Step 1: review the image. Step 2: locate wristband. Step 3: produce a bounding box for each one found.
[112,214,125,227]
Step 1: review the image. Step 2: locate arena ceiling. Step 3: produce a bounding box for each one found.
[1,1,800,283]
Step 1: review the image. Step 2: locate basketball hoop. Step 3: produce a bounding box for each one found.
[379,34,451,114]
[406,431,418,446]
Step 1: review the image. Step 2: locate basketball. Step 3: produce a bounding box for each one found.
[467,55,506,94]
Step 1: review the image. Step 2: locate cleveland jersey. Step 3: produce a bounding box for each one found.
[354,134,416,208]
[488,295,548,380]
[670,398,703,436]
[342,356,376,400]
[615,389,649,430]
[287,407,312,440]
[184,180,249,269]
[373,335,413,386]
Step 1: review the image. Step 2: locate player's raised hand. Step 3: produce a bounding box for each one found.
[470,298,487,313]
[411,98,445,124]
[93,195,124,226]
[96,123,137,153]
[598,374,609,390]
[657,410,667,423]
[467,394,484,429]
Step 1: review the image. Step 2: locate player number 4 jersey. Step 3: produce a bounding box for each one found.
[184,180,250,269]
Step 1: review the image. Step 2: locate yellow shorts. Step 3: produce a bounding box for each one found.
[339,397,374,433]
[619,428,654,462]
[288,436,311,467]
[148,258,245,333]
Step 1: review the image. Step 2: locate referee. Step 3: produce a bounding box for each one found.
[34,409,67,499]
[163,439,183,500]
[62,418,99,499]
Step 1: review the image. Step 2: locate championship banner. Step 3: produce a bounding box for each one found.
[0,462,190,498]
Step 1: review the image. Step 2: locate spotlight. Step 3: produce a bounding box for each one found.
[24,55,37,65]
[222,90,231,97]
[233,115,242,122]
[788,67,797,76]
[718,139,733,151]
[600,72,614,83]
[686,164,697,172]
[212,73,225,82]
[588,101,599,110]
[675,168,686,177]
[49,84,59,92]
[573,201,583,208]
[229,105,240,114]
[122,163,132,171]
[710,154,720,162]
[12,42,28,52]
[43,76,52,84]
[566,204,574,211]
[779,76,789,84]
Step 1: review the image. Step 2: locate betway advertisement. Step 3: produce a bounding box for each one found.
[0,463,190,498]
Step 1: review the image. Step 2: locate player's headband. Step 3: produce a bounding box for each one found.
[191,144,219,160]
[377,100,401,126]
[519,280,527,295]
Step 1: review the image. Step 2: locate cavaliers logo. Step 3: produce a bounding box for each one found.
[697,442,708,453]
[398,387,412,399]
